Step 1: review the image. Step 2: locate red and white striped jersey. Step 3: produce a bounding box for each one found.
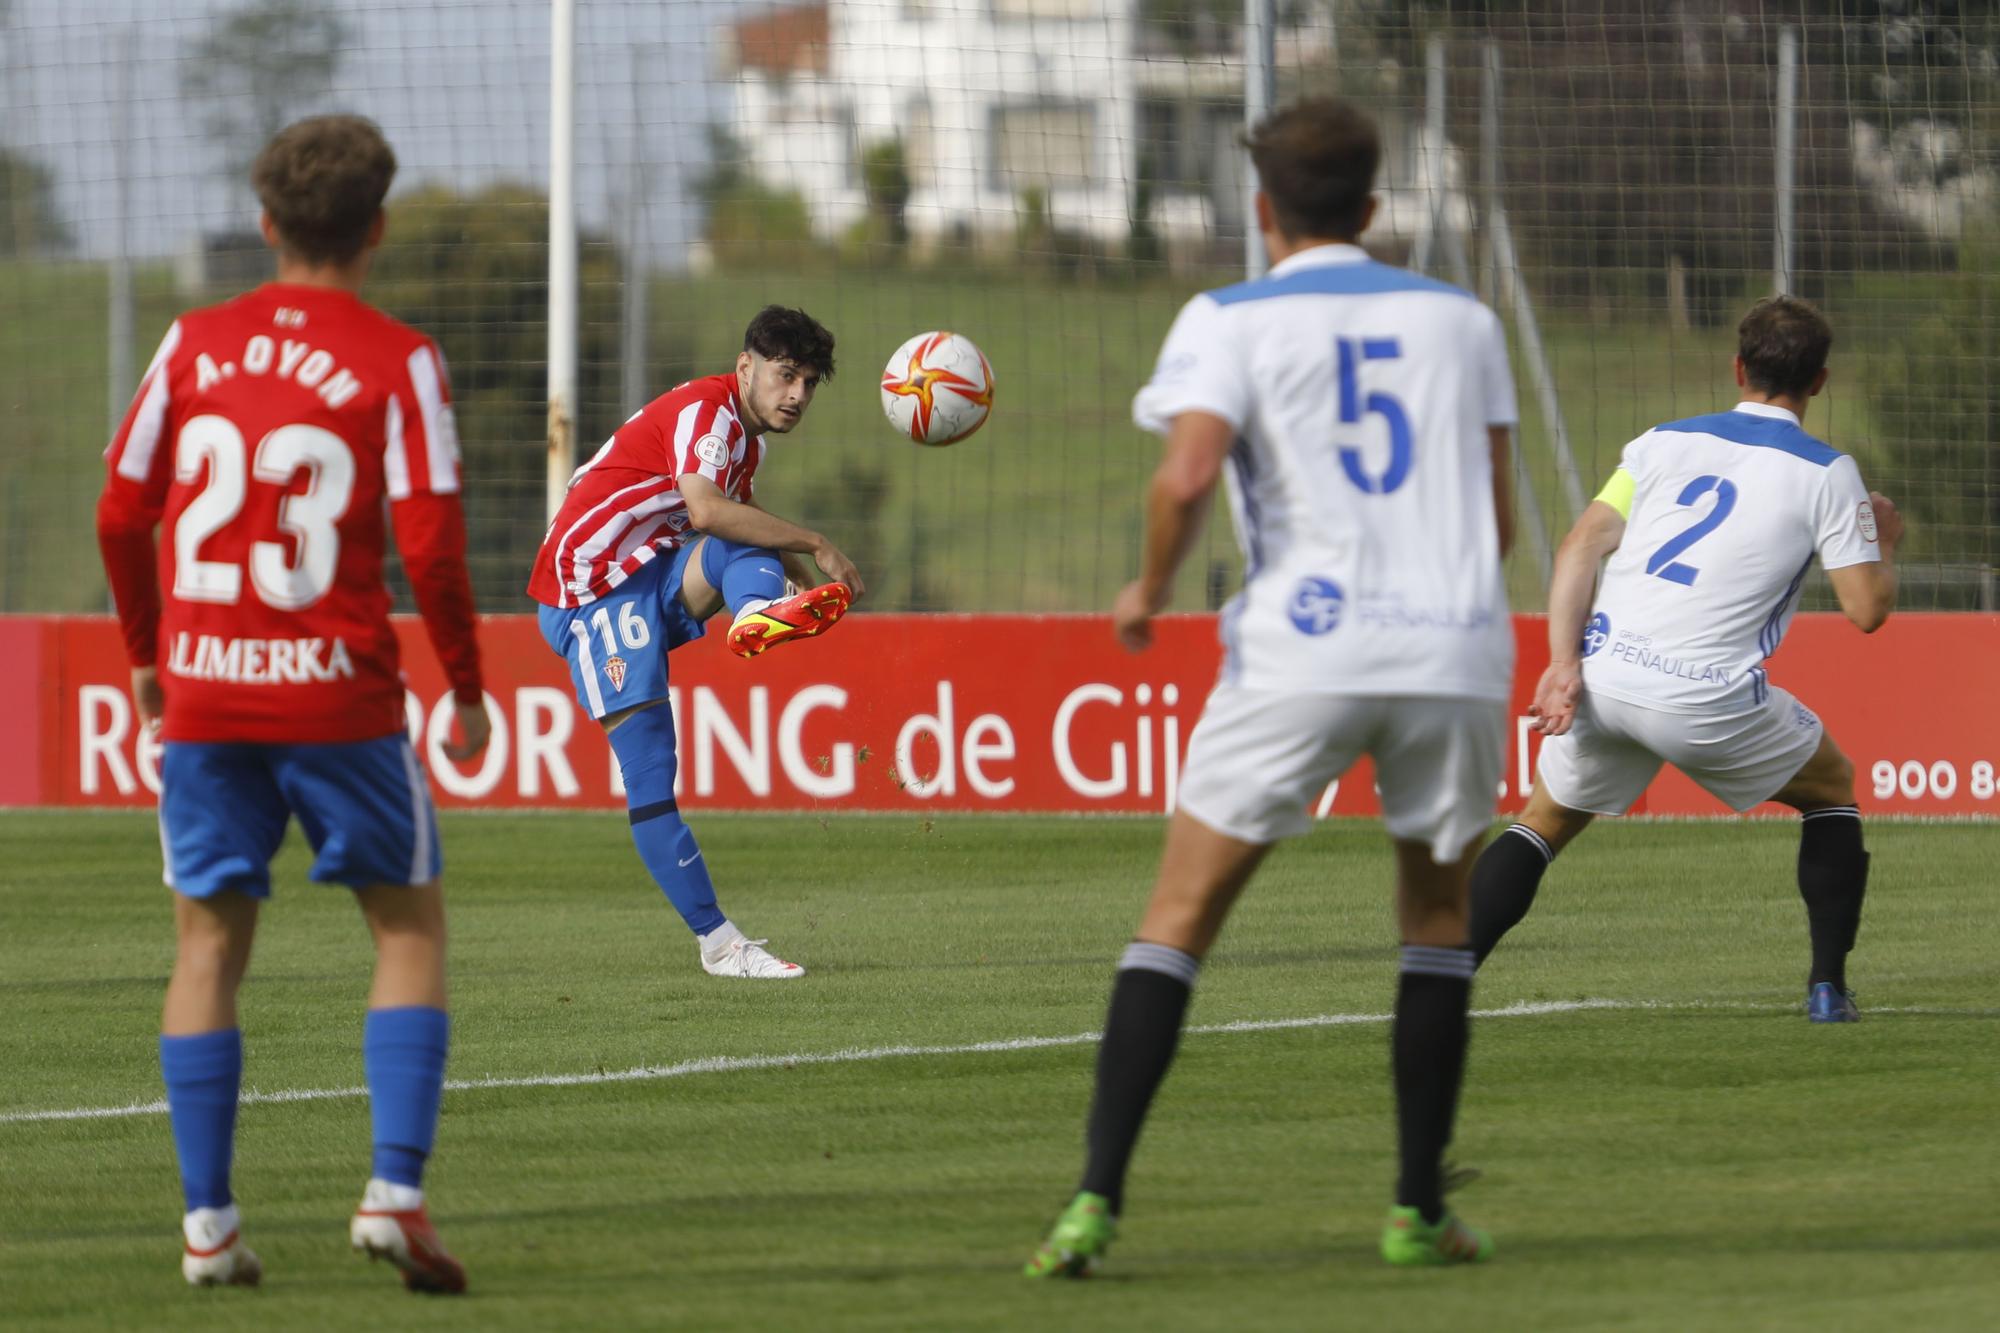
[96,283,484,744]
[527,373,766,608]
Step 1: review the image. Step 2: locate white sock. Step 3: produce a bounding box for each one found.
[699,920,743,959]
[184,1203,242,1250]
[362,1178,425,1211]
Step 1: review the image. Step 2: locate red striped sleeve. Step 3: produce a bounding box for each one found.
[672,398,740,484]
[384,340,461,501]
[96,322,184,668]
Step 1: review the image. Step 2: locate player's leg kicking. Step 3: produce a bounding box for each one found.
[1471,690,1871,1021]
[543,536,844,978]
[160,737,465,1292]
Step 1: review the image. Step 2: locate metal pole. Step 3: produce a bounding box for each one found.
[621,48,650,416]
[1773,25,1798,295]
[547,0,580,522]
[107,30,135,433]
[1243,0,1276,277]
[1480,38,1501,305]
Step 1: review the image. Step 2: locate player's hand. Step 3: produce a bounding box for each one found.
[1528,661,1584,736]
[814,541,865,600]
[1867,491,1904,552]
[130,666,164,737]
[1112,579,1164,653]
[442,699,491,762]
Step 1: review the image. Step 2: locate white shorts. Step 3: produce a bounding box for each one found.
[1174,685,1506,862]
[1536,686,1824,815]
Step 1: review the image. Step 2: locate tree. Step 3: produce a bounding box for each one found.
[181,0,352,182]
[368,185,624,607]
[1351,0,1938,321]
[0,147,68,257]
[696,124,820,270]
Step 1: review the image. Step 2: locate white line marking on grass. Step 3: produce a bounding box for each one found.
[25,995,1999,1126]
[0,998,1626,1127]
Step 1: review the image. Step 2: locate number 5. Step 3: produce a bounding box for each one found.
[1336,337,1414,495]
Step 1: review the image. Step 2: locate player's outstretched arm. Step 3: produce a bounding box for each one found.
[1115,409,1235,653]
[681,474,865,599]
[1533,500,1627,736]
[1826,491,1903,633]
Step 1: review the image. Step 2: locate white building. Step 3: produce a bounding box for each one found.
[717,0,1335,252]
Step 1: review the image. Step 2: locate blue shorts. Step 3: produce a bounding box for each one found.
[539,543,709,720]
[160,734,442,898]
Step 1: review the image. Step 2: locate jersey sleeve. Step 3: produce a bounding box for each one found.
[1477,304,1519,427]
[1814,454,1880,570]
[96,321,183,668]
[384,340,462,500]
[1132,295,1250,435]
[671,398,740,485]
[1592,467,1637,519]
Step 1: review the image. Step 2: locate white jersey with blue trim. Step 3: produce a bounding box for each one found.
[1581,401,1880,715]
[1132,243,1518,699]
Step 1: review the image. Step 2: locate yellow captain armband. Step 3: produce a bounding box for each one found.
[1593,468,1636,520]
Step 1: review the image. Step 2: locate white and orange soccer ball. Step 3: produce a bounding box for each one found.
[879,331,994,446]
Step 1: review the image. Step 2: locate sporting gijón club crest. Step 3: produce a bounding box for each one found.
[604,655,628,692]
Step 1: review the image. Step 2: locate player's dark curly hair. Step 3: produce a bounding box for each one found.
[1243,97,1380,241]
[743,305,836,381]
[1737,296,1832,397]
[252,115,397,265]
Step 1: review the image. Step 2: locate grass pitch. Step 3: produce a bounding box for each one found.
[1,811,1995,1330]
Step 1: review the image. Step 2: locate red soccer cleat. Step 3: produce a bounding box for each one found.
[726,582,852,659]
[350,1182,467,1295]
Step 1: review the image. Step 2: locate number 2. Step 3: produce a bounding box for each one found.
[1335,337,1414,495]
[1646,475,1738,586]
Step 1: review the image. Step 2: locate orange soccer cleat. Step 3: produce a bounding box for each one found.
[350,1181,468,1294]
[725,582,852,659]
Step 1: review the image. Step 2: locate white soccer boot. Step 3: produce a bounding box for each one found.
[699,922,806,979]
[181,1203,261,1287]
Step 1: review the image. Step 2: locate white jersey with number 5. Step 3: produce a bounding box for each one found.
[1581,402,1880,715]
[1133,243,1518,699]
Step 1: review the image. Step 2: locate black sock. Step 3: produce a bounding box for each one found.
[1393,945,1475,1225]
[1078,942,1199,1216]
[1469,825,1555,966]
[1798,806,1867,991]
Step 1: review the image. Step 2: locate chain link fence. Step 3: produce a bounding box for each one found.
[2,0,1994,614]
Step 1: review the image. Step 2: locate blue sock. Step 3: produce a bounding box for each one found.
[363,1006,449,1189]
[699,536,787,614]
[160,1029,242,1211]
[609,704,726,937]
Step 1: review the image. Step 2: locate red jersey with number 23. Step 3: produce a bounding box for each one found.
[96,283,484,744]
[528,373,765,609]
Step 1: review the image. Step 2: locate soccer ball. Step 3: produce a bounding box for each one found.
[880,331,994,446]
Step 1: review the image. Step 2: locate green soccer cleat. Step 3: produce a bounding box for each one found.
[1023,1191,1117,1278]
[1380,1205,1494,1266]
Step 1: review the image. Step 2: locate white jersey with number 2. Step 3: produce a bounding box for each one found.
[1581,401,1880,715]
[1132,243,1518,700]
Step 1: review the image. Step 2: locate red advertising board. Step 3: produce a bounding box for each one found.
[6,612,1997,817]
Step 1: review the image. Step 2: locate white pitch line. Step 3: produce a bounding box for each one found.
[0,998,1630,1128]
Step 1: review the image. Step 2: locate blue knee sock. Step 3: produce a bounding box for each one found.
[609,704,726,937]
[363,1006,449,1189]
[699,536,787,614]
[160,1029,242,1211]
